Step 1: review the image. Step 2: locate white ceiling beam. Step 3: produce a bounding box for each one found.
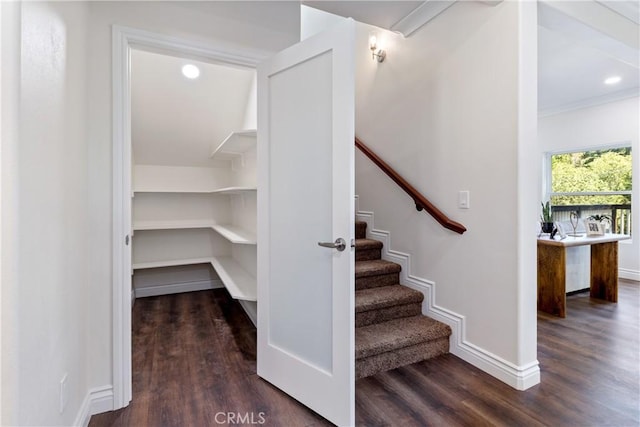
[595,1,640,25]
[539,0,639,50]
[390,0,457,37]
[391,0,504,37]
[539,1,639,68]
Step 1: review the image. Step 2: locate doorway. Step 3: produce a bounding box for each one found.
[112,26,264,409]
[113,22,358,426]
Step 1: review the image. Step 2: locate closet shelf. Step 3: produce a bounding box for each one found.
[134,188,217,194]
[211,129,257,160]
[211,186,257,194]
[133,220,216,231]
[132,222,256,244]
[132,256,256,302]
[132,221,257,247]
[211,225,257,245]
[210,256,257,301]
[133,257,213,270]
[133,186,256,195]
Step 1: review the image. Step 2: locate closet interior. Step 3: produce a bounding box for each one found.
[130,49,258,323]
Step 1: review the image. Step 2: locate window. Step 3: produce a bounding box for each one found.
[546,146,632,234]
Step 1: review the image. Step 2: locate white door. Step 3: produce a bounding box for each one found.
[257,19,355,426]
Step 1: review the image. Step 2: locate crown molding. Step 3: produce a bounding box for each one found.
[539,88,639,118]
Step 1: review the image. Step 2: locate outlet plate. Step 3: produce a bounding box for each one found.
[60,373,68,413]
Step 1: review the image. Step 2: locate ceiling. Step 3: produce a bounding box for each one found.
[131,1,639,168]
[538,25,639,114]
[303,1,423,30]
[171,1,301,35]
[538,1,640,114]
[305,0,639,115]
[131,49,255,167]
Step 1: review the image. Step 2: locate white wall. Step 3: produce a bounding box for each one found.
[300,5,346,41]
[133,165,230,193]
[539,97,640,280]
[85,0,299,414]
[1,2,90,425]
[1,1,22,423]
[242,74,258,130]
[354,1,539,386]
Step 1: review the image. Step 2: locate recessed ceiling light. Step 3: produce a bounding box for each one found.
[604,76,621,85]
[182,64,200,79]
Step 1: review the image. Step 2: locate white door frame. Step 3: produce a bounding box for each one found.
[111,25,267,409]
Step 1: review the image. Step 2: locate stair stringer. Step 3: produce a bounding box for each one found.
[355,198,540,390]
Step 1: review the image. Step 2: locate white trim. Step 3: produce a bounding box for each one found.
[112,25,265,412]
[595,0,640,25]
[390,1,502,37]
[391,0,457,37]
[74,385,114,427]
[544,141,633,156]
[112,24,132,411]
[620,268,640,282]
[551,191,632,197]
[539,88,640,118]
[355,207,540,391]
[543,141,633,206]
[134,279,224,298]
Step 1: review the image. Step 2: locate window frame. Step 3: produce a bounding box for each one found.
[543,143,632,236]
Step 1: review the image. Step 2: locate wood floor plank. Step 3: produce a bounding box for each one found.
[90,281,639,427]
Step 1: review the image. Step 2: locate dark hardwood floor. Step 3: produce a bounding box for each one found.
[89,289,329,427]
[90,280,639,427]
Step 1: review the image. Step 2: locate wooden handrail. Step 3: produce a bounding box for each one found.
[355,137,467,235]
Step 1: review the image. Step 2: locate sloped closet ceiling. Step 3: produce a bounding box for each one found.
[131,49,255,167]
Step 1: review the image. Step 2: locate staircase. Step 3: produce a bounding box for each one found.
[355,220,452,379]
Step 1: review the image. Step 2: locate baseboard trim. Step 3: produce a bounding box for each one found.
[74,385,114,427]
[620,268,640,282]
[355,206,540,391]
[134,279,223,298]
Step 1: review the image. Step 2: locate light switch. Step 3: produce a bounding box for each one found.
[458,190,470,209]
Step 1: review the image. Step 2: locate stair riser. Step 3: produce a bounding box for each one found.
[355,337,450,380]
[356,273,399,290]
[355,222,367,239]
[355,248,382,262]
[356,303,422,328]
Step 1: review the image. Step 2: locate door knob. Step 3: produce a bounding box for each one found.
[318,238,347,252]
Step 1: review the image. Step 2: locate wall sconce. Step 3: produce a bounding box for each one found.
[369,33,386,63]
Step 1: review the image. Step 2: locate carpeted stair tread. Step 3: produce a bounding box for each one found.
[355,285,423,313]
[355,221,367,239]
[352,216,450,378]
[355,259,401,278]
[355,238,383,261]
[355,238,383,250]
[356,315,451,360]
[356,303,422,327]
[356,338,449,379]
